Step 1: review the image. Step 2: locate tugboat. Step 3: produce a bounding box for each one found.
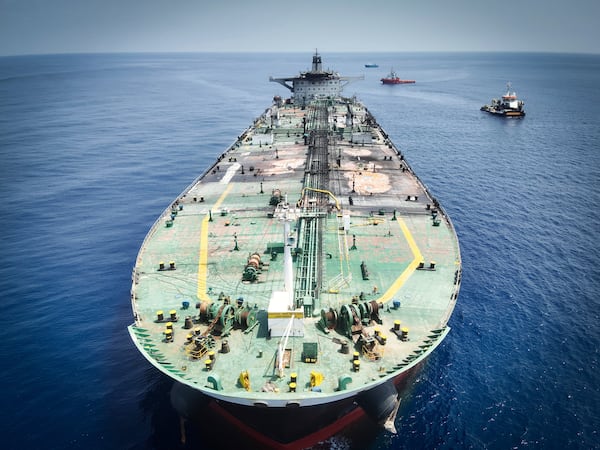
[481,83,526,117]
[380,68,415,84]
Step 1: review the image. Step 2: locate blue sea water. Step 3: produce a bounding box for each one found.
[0,52,598,450]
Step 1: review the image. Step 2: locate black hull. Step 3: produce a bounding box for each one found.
[171,362,423,449]
[480,106,525,117]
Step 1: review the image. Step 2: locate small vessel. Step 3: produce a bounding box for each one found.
[481,83,526,117]
[365,63,379,68]
[129,52,461,449]
[381,68,415,84]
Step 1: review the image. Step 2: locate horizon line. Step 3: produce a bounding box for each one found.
[2,49,599,58]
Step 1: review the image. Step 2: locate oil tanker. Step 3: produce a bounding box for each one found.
[129,52,461,448]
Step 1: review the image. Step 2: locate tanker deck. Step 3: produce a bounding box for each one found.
[129,93,461,445]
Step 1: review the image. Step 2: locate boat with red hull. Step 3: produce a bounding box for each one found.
[381,68,415,84]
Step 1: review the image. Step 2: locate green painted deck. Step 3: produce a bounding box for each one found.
[129,98,461,407]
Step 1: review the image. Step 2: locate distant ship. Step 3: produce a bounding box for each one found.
[365,63,379,68]
[129,52,461,449]
[381,68,415,84]
[481,83,526,117]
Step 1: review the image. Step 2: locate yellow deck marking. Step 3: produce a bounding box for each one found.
[197,184,233,301]
[378,218,424,304]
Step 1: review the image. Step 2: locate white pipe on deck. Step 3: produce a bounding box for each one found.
[283,214,294,308]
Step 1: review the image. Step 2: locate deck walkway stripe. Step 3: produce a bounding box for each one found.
[197,183,234,301]
[378,218,423,304]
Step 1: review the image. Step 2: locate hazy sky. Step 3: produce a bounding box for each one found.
[1,0,599,56]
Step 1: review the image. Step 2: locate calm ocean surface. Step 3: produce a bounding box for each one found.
[1,52,598,449]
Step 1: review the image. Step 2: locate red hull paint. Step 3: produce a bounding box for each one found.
[209,400,367,450]
[381,79,415,85]
[177,362,424,449]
